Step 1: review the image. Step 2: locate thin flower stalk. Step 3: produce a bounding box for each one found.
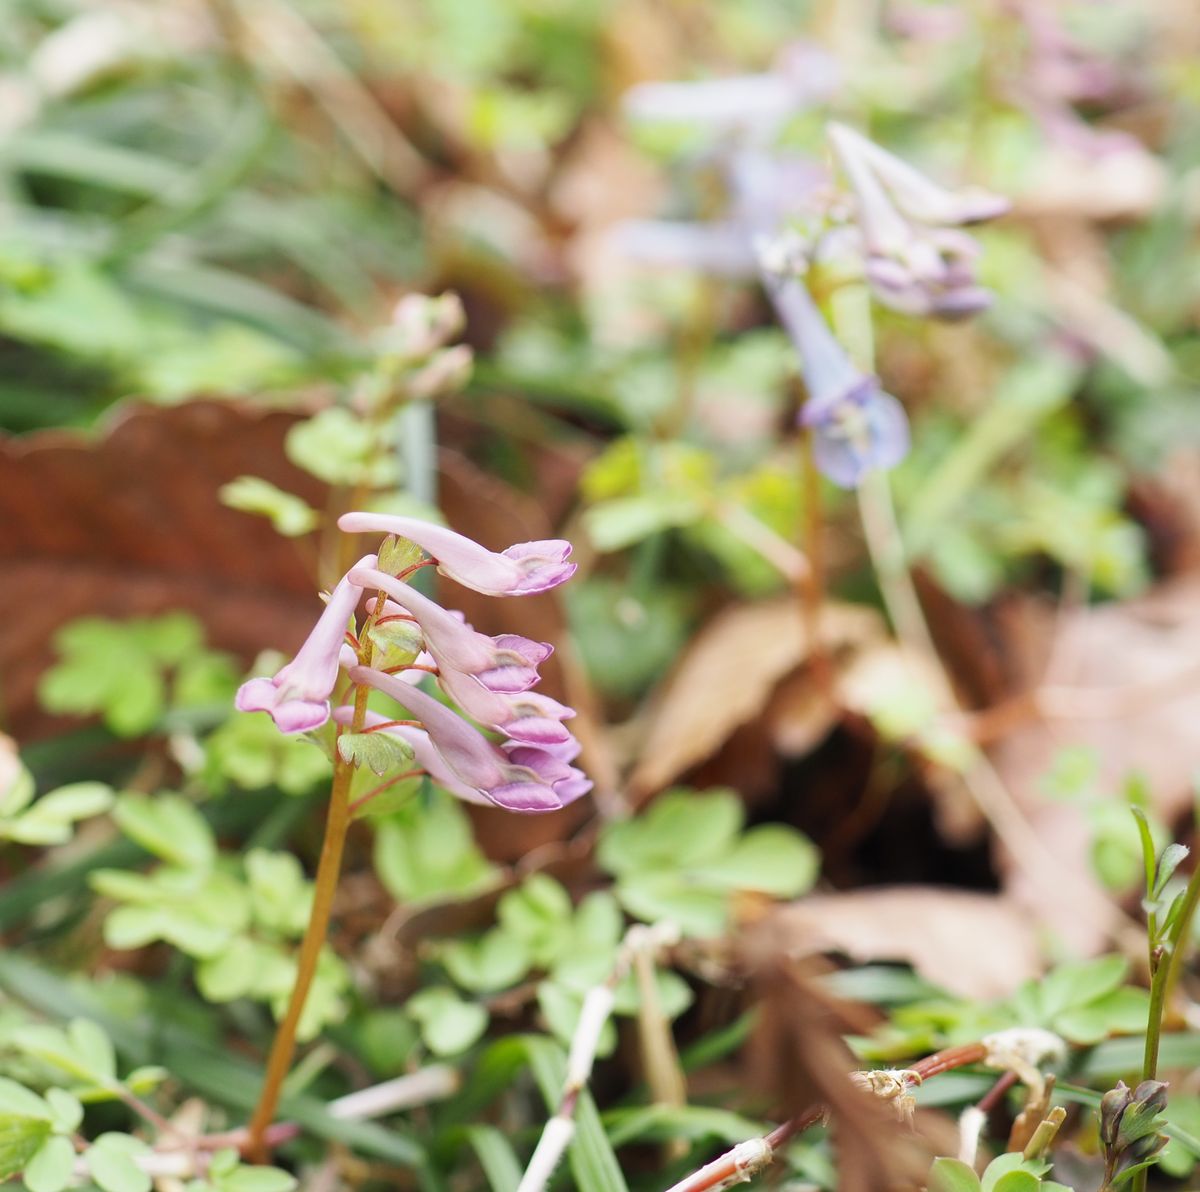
[246,678,370,1159]
[237,516,585,1156]
[516,923,680,1192]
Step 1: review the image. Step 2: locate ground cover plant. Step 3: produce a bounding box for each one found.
[2,1,1200,1189]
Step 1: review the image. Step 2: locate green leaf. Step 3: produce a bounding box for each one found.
[245,850,312,936]
[377,534,426,575]
[536,980,617,1057]
[338,731,415,776]
[24,1134,75,1192]
[1032,955,1128,1022]
[70,1019,117,1084]
[373,796,497,904]
[497,876,574,966]
[522,1036,629,1192]
[204,713,331,796]
[442,929,533,993]
[904,355,1081,558]
[113,793,215,870]
[928,1157,983,1192]
[612,966,693,1020]
[354,1009,418,1078]
[134,614,204,666]
[12,1019,117,1087]
[1155,843,1190,897]
[614,872,730,937]
[86,1132,152,1192]
[584,492,705,552]
[0,1111,52,1180]
[597,789,743,875]
[990,1174,1042,1192]
[0,1079,51,1121]
[196,938,262,1003]
[690,825,820,897]
[214,1164,299,1192]
[44,1089,82,1134]
[0,757,36,819]
[981,1153,1050,1192]
[285,408,391,486]
[465,1125,524,1192]
[173,651,241,709]
[406,988,488,1057]
[1161,1093,1200,1176]
[1054,987,1151,1044]
[3,783,115,845]
[219,476,319,537]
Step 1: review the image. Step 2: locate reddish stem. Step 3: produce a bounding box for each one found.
[348,770,424,815]
[664,1041,992,1192]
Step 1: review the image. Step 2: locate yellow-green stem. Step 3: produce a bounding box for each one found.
[246,681,370,1159]
[1133,858,1200,1192]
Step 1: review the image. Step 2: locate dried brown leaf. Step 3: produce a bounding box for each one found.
[0,400,323,739]
[991,577,1200,949]
[768,886,1041,1000]
[629,599,883,800]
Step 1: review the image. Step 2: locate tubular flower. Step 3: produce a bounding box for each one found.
[235,555,376,733]
[237,515,588,814]
[351,567,551,692]
[827,122,1008,320]
[334,707,491,806]
[350,667,589,812]
[338,513,575,596]
[770,276,909,487]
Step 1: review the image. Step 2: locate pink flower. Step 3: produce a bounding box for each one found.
[235,556,375,733]
[503,744,592,803]
[351,567,551,692]
[332,707,490,806]
[349,668,585,812]
[338,513,575,596]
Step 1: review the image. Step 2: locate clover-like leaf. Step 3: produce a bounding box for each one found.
[24,1134,75,1192]
[406,988,488,1057]
[338,731,415,777]
[112,792,215,870]
[86,1132,151,1192]
[219,476,319,538]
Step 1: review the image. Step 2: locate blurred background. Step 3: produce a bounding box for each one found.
[3,1,1200,1183]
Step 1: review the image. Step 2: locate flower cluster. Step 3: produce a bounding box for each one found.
[236,515,590,813]
[826,122,1009,320]
[615,67,1008,488]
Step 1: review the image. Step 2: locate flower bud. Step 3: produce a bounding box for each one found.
[1099,1081,1133,1147]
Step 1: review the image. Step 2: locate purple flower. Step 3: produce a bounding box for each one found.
[770,276,909,487]
[333,707,490,806]
[802,377,910,489]
[235,556,375,733]
[622,44,838,137]
[338,513,575,596]
[504,744,592,804]
[350,566,550,692]
[827,122,1007,320]
[349,667,589,812]
[828,123,1009,227]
